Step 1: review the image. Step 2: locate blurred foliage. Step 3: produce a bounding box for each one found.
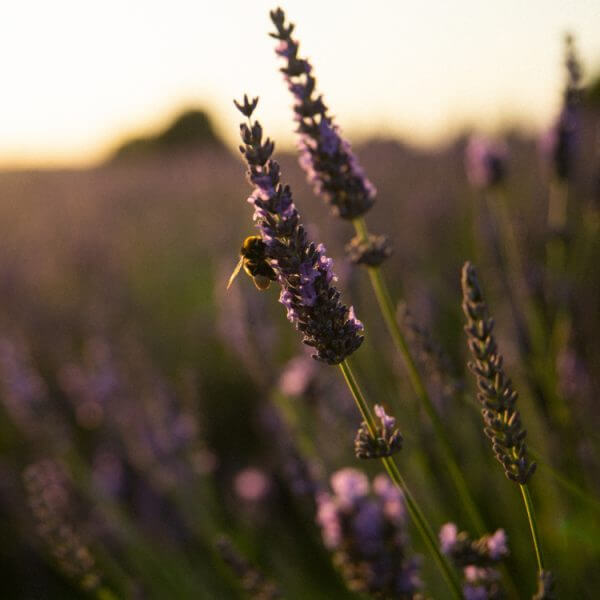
[110,109,226,162]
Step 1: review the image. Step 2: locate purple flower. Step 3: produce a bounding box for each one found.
[330,468,369,508]
[316,492,342,548]
[315,468,421,598]
[373,474,406,524]
[440,522,508,598]
[463,584,489,600]
[270,8,376,220]
[234,467,271,502]
[235,98,364,364]
[439,522,459,554]
[355,404,402,460]
[539,34,581,181]
[486,529,508,560]
[352,499,384,555]
[374,404,396,433]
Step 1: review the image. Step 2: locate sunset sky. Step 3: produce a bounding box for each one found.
[1,0,599,167]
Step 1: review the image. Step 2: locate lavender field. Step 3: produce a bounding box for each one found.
[2,8,600,600]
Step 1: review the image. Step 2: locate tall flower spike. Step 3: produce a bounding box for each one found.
[235,96,364,364]
[355,404,403,459]
[540,34,582,181]
[461,262,536,484]
[269,7,376,221]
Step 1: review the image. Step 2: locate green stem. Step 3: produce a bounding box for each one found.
[519,484,545,575]
[352,217,486,536]
[339,360,464,600]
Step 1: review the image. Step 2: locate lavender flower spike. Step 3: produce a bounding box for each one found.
[540,34,582,182]
[235,97,364,364]
[269,7,376,220]
[461,262,536,485]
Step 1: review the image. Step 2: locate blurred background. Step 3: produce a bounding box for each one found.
[1,1,600,598]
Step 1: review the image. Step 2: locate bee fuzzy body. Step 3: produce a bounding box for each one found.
[227,236,277,291]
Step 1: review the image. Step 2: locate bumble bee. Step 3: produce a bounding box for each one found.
[227,236,277,291]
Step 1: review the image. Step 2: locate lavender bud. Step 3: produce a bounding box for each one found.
[355,404,403,459]
[345,234,393,267]
[235,97,364,364]
[233,94,259,118]
[461,262,536,485]
[269,9,376,220]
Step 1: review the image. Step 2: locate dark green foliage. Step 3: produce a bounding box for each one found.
[111,109,225,162]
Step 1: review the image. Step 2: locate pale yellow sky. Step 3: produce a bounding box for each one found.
[1,0,599,167]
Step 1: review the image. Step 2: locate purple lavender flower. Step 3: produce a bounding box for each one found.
[540,34,582,181]
[355,404,403,459]
[0,335,68,447]
[465,135,508,190]
[486,529,508,560]
[330,468,369,508]
[235,96,364,364]
[234,467,271,503]
[270,8,376,220]
[439,522,509,599]
[462,262,536,485]
[373,473,407,524]
[439,522,459,554]
[316,468,421,598]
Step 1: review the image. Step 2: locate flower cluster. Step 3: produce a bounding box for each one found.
[465,135,508,190]
[316,468,421,598]
[345,234,393,267]
[540,34,582,181]
[269,8,376,220]
[355,404,403,459]
[461,261,536,484]
[23,460,102,592]
[235,95,364,364]
[439,523,509,600]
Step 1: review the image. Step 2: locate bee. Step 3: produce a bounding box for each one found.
[227,236,277,291]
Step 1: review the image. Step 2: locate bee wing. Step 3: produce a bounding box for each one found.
[227,257,244,290]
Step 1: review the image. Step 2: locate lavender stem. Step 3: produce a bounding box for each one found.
[352,216,487,537]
